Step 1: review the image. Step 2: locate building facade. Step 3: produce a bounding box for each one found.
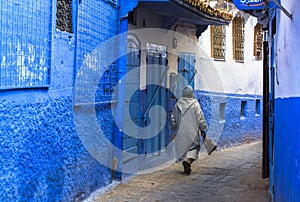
[197,9,263,149]
[0,0,264,201]
[267,0,300,201]
[232,0,300,200]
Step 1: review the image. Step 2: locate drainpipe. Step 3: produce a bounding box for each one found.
[262,30,270,179]
[268,11,277,198]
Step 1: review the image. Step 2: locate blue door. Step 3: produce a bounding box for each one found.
[144,43,168,157]
[177,52,196,96]
[122,35,141,171]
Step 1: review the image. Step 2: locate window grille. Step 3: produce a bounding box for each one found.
[56,0,72,33]
[232,17,245,62]
[210,25,226,61]
[74,0,119,105]
[0,1,52,89]
[95,63,118,103]
[254,23,263,60]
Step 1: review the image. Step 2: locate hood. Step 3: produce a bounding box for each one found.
[177,97,198,114]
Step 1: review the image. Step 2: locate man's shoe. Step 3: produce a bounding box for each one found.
[182,161,191,175]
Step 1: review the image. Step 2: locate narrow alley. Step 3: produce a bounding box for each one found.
[1,0,299,201]
[87,142,269,202]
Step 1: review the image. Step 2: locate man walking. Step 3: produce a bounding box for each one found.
[171,85,213,175]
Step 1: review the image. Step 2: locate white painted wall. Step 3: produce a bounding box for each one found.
[197,14,263,95]
[275,0,300,98]
[127,8,263,96]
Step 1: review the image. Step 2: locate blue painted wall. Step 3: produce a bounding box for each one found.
[0,0,120,200]
[271,0,300,200]
[0,31,112,201]
[195,91,262,148]
[273,97,300,202]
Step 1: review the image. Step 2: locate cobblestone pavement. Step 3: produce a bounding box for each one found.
[92,142,270,202]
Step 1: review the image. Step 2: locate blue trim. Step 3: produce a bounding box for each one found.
[72,0,77,34]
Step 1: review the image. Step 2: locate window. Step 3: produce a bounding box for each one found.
[56,0,73,33]
[255,99,261,115]
[232,16,245,62]
[0,1,52,88]
[254,23,263,60]
[241,101,247,118]
[219,102,226,121]
[74,0,119,105]
[211,26,226,61]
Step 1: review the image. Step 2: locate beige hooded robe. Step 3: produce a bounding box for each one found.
[171,97,208,161]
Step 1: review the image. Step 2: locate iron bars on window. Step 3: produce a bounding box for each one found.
[0,1,52,89]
